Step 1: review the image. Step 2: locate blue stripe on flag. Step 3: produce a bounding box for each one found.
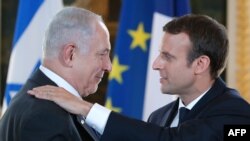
[13,0,44,46]
[4,84,22,105]
[155,0,191,16]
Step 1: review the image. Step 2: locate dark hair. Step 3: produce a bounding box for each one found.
[163,14,228,79]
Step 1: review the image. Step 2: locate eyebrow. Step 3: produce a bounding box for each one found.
[100,48,111,53]
[162,51,176,59]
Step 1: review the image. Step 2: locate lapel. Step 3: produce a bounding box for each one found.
[31,70,100,141]
[164,99,179,127]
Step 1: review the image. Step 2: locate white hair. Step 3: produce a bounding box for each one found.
[42,7,103,59]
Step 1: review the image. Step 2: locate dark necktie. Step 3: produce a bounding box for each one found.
[178,107,190,125]
[76,115,100,141]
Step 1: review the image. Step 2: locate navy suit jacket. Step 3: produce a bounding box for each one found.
[0,69,98,141]
[100,78,250,141]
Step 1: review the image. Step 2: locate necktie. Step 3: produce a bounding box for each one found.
[178,107,190,125]
[77,115,100,141]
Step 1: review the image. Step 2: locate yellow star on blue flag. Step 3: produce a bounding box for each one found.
[105,98,122,113]
[109,55,129,84]
[128,22,151,52]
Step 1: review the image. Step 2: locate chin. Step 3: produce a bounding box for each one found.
[89,85,99,94]
[161,88,172,95]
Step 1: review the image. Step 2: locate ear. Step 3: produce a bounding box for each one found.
[61,44,76,67]
[194,55,210,75]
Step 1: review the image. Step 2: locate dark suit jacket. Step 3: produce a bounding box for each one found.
[0,69,98,141]
[100,78,250,141]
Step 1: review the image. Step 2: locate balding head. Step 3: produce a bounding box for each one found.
[41,7,111,96]
[42,7,103,60]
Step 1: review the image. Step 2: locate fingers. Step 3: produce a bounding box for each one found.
[27,85,92,116]
[32,85,56,93]
[27,89,52,100]
[27,85,59,101]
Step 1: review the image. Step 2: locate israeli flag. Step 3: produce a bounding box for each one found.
[1,0,63,116]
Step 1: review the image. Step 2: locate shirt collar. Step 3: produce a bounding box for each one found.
[39,65,81,98]
[178,87,211,110]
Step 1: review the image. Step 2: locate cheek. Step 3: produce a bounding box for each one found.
[88,65,101,79]
[169,63,188,77]
[84,58,104,83]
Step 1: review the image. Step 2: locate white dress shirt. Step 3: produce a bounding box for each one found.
[41,65,111,134]
[39,65,81,98]
[86,88,211,134]
[170,88,210,127]
[40,65,106,139]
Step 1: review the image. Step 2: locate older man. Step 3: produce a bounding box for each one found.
[0,7,111,141]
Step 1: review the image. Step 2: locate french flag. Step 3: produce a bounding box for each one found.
[143,0,191,120]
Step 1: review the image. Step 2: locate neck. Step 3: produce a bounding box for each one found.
[180,77,215,106]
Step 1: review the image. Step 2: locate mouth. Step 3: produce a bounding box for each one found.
[96,75,103,78]
[95,72,104,82]
[160,77,167,83]
[95,75,103,82]
[96,76,103,80]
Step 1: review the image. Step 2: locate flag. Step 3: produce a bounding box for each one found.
[106,0,190,120]
[1,0,63,116]
[143,0,191,120]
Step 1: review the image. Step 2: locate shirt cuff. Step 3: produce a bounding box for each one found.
[85,103,111,134]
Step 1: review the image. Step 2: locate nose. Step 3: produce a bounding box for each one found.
[103,57,112,72]
[152,55,161,70]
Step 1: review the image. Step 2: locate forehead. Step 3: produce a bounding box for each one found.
[90,22,111,52]
[160,32,191,56]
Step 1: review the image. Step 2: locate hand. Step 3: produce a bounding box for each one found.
[27,85,93,116]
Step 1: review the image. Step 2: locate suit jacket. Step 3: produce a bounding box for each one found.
[0,69,99,141]
[100,78,250,141]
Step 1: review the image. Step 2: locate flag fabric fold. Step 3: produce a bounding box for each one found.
[106,0,190,120]
[1,0,63,115]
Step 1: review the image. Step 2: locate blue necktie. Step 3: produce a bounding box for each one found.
[178,107,190,125]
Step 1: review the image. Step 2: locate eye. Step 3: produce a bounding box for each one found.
[99,52,107,56]
[161,52,174,61]
[98,52,109,58]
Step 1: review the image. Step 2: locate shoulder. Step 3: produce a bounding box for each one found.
[215,87,248,106]
[207,78,249,111]
[205,87,250,118]
[27,98,71,121]
[11,92,72,128]
[20,99,74,135]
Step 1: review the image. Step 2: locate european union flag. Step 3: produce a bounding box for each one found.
[106,0,191,120]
